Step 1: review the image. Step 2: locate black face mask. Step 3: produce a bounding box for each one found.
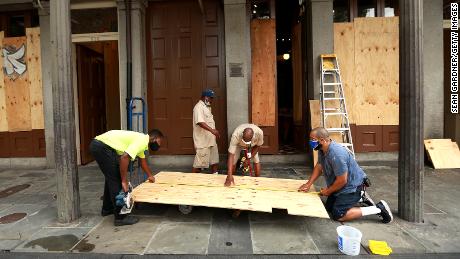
[149,141,160,151]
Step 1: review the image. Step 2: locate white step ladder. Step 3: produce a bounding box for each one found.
[319,54,355,157]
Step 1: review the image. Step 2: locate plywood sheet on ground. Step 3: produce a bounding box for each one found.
[251,19,276,126]
[133,172,329,218]
[0,31,7,132]
[3,36,32,132]
[424,139,460,169]
[26,28,44,129]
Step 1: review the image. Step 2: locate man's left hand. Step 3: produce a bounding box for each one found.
[320,188,330,196]
[148,176,155,183]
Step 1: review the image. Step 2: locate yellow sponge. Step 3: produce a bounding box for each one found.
[369,240,393,256]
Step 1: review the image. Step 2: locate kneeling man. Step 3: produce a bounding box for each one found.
[298,127,393,223]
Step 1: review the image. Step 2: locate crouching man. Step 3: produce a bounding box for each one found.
[90,129,164,226]
[225,124,264,186]
[298,127,393,223]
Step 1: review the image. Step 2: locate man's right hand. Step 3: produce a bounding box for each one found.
[211,129,221,139]
[122,181,129,192]
[224,175,235,187]
[298,183,311,192]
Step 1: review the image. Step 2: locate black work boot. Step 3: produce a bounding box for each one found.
[114,215,139,226]
[101,209,114,217]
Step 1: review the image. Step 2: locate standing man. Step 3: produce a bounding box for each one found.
[298,127,393,223]
[90,129,164,226]
[225,123,264,186]
[192,89,220,174]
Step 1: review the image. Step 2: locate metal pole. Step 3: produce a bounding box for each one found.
[125,0,133,130]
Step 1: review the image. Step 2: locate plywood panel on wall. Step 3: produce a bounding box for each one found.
[353,17,399,125]
[26,27,44,129]
[334,17,399,126]
[251,19,276,126]
[333,23,355,123]
[0,31,7,132]
[3,36,32,132]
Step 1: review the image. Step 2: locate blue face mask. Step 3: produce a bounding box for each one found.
[309,140,321,150]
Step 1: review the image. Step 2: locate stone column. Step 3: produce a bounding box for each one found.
[398,0,424,223]
[50,0,80,223]
[37,1,55,168]
[224,0,251,135]
[306,0,333,100]
[117,0,148,131]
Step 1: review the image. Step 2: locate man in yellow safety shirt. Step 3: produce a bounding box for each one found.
[90,129,164,226]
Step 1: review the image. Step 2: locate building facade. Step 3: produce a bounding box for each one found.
[0,0,452,168]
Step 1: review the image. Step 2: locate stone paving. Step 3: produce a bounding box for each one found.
[1,162,460,255]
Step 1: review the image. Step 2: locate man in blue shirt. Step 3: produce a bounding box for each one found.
[298,127,393,223]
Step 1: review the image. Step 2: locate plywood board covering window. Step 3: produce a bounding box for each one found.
[251,19,276,126]
[334,17,399,126]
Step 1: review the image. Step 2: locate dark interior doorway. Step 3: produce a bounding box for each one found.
[76,41,120,164]
[275,0,305,154]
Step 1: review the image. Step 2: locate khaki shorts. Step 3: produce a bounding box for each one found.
[232,146,260,165]
[193,146,219,168]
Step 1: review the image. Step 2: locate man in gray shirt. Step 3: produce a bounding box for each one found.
[298,127,393,223]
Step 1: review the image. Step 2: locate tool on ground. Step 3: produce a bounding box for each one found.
[369,240,393,255]
[237,148,253,176]
[128,97,147,187]
[320,54,355,157]
[116,182,134,214]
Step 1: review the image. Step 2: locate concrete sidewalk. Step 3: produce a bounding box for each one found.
[0,162,460,256]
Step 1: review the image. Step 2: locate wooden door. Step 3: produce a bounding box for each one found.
[147,0,227,155]
[77,45,106,164]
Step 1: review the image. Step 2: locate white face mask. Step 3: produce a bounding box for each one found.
[204,99,211,106]
[241,139,252,146]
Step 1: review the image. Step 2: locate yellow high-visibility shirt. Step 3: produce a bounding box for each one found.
[95,130,149,161]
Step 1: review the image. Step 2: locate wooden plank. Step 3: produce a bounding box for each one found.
[26,27,44,129]
[0,31,7,132]
[424,139,460,169]
[251,19,276,126]
[309,100,320,166]
[3,36,32,132]
[104,41,121,130]
[133,172,330,219]
[334,23,356,124]
[353,17,399,125]
[292,23,303,125]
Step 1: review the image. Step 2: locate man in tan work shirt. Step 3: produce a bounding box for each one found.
[192,89,220,174]
[225,123,264,186]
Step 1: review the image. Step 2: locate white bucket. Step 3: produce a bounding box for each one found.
[337,225,362,256]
